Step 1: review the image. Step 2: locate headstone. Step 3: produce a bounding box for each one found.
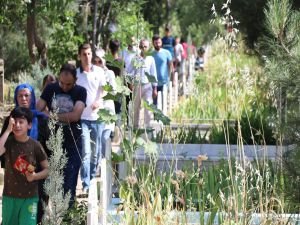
[0,59,4,103]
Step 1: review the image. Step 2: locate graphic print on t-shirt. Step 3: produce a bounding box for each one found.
[51,93,74,113]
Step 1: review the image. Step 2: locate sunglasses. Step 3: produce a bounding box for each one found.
[94,59,102,64]
[139,45,148,49]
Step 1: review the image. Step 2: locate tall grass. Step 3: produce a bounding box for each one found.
[171,39,272,124]
[112,30,292,225]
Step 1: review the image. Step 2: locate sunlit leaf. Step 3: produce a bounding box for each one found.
[97,108,118,124]
[143,101,171,125]
[145,72,157,83]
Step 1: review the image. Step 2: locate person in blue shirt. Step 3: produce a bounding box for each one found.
[152,34,173,112]
[162,27,175,59]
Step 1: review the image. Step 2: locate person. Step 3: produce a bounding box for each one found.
[180,37,188,76]
[195,47,206,71]
[162,27,175,59]
[162,27,175,83]
[174,36,184,74]
[152,34,173,111]
[120,36,138,74]
[94,49,105,68]
[106,39,124,115]
[37,63,87,205]
[0,83,49,224]
[94,48,116,161]
[0,107,49,225]
[127,38,157,128]
[42,74,57,91]
[76,43,106,193]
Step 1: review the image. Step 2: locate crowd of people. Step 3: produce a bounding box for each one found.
[0,26,205,224]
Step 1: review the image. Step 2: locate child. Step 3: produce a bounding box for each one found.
[0,107,49,225]
[195,47,206,71]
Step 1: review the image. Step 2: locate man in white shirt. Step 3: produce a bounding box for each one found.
[127,39,157,128]
[76,43,106,193]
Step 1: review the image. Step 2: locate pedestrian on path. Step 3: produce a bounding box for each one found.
[127,38,157,128]
[94,48,116,160]
[0,107,49,225]
[152,34,173,111]
[0,83,50,224]
[76,43,106,194]
[37,63,87,206]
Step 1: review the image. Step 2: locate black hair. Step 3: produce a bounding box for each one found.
[10,107,33,123]
[198,47,205,54]
[59,63,77,80]
[78,43,91,55]
[42,74,56,89]
[109,39,120,54]
[152,34,161,42]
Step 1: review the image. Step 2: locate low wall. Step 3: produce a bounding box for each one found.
[133,144,289,171]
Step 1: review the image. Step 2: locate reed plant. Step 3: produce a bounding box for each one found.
[111,1,295,224]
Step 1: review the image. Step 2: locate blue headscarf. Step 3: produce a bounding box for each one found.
[14,83,47,140]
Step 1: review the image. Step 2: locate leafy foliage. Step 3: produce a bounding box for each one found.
[47,10,84,72]
[259,0,300,211]
[143,101,171,125]
[97,108,118,124]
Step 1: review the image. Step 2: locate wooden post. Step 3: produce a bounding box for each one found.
[168,81,173,114]
[183,70,186,96]
[174,72,178,106]
[0,59,4,103]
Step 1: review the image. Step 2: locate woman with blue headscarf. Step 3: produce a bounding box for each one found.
[1,84,49,145]
[0,83,50,224]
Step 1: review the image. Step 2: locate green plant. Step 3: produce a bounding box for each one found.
[47,10,84,72]
[154,126,209,144]
[62,201,88,225]
[42,114,70,225]
[209,107,277,145]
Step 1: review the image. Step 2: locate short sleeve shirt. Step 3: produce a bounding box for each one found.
[40,82,87,146]
[152,49,172,86]
[162,36,175,58]
[3,136,47,198]
[76,65,106,120]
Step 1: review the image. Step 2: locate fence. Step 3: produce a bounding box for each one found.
[86,54,197,224]
[87,136,112,225]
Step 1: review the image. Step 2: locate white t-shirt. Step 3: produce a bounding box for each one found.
[174,43,183,62]
[76,65,106,120]
[127,55,157,86]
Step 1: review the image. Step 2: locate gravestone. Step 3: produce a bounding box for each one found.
[0,59,4,103]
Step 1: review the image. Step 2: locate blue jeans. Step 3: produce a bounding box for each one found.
[80,120,104,189]
[63,140,82,206]
[153,84,168,111]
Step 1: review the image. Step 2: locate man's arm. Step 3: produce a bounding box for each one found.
[0,117,14,156]
[91,88,104,110]
[57,101,85,123]
[36,98,47,112]
[150,57,158,98]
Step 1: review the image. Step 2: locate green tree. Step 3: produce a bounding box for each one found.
[260,0,300,210]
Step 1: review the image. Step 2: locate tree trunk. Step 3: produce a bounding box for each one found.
[97,1,112,50]
[26,0,47,67]
[26,1,36,64]
[92,0,98,53]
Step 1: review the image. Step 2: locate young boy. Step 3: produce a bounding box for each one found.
[0,107,49,225]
